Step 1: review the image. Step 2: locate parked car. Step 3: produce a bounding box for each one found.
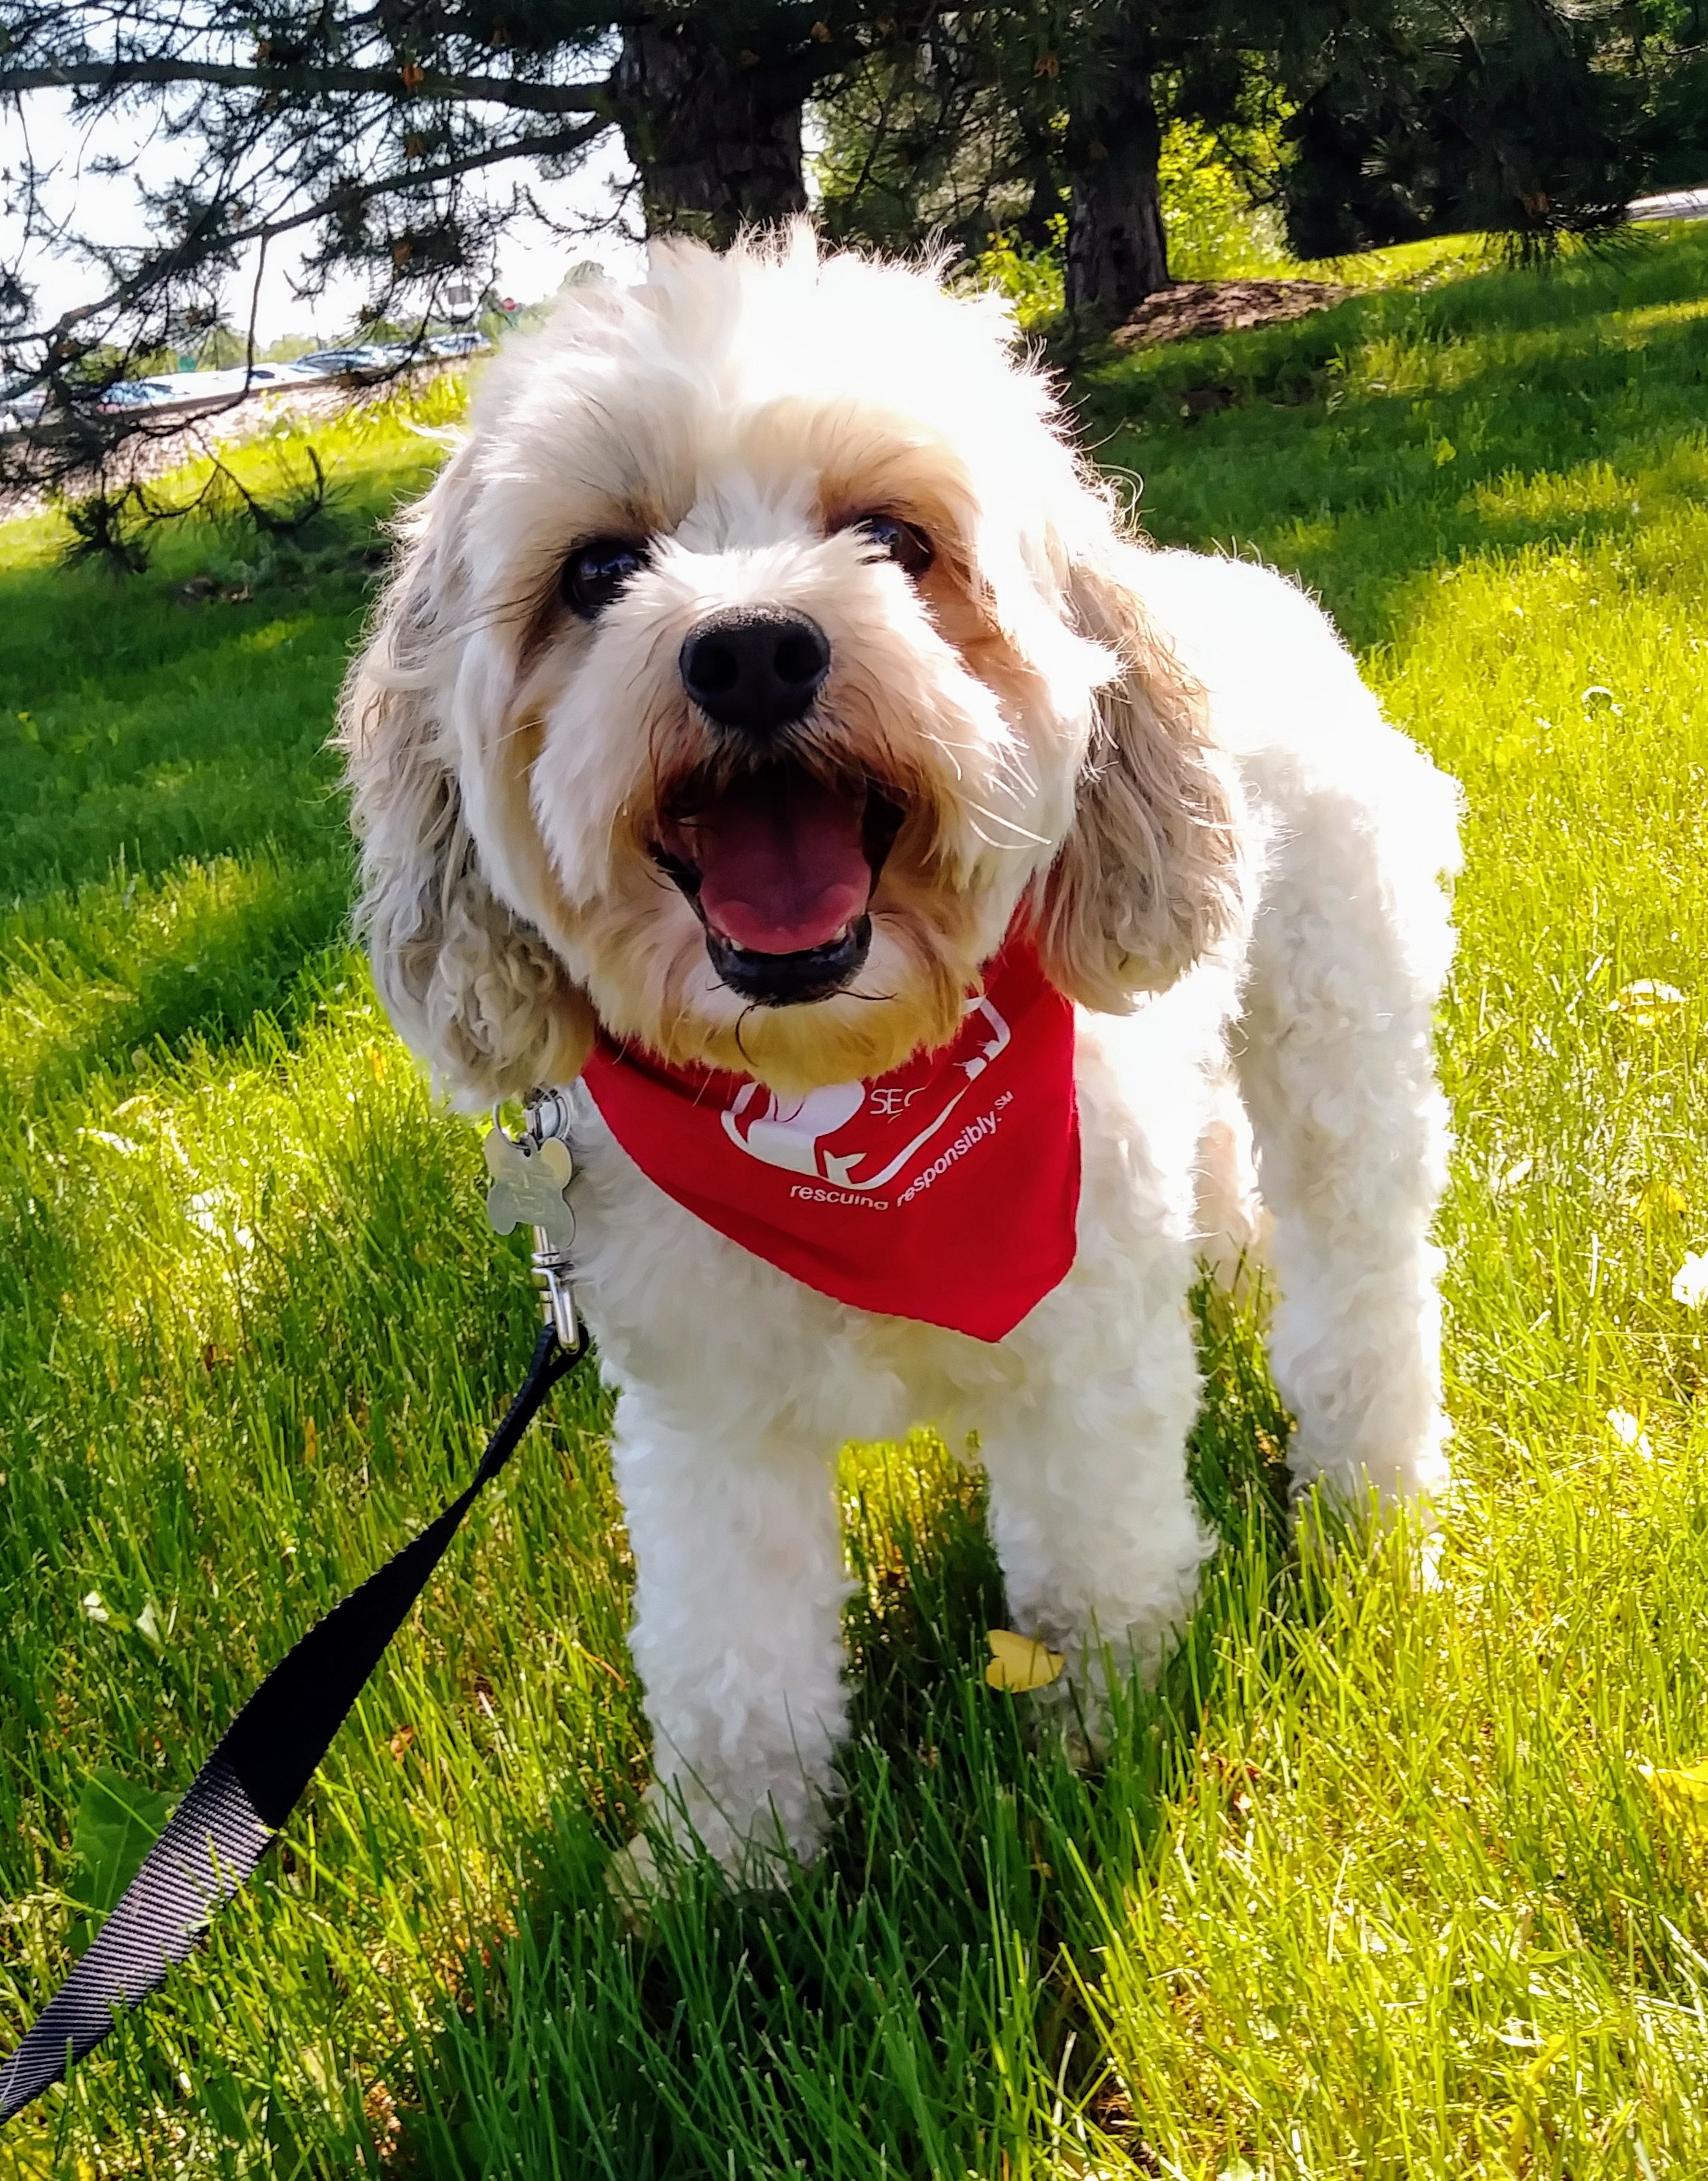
[93,378,177,413]
[0,378,47,432]
[428,330,490,358]
[212,363,319,392]
[291,346,393,380]
[151,363,319,401]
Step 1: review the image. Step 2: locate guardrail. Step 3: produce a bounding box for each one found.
[1,353,468,438]
[1629,186,1708,224]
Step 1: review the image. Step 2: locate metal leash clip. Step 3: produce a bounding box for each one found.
[483,1091,582,1354]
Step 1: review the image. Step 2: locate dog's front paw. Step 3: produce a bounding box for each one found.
[610,1786,818,1918]
[1284,1420,1453,1514]
[1042,1696,1103,1776]
[605,1834,665,1932]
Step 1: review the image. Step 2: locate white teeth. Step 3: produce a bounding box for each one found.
[721,921,854,962]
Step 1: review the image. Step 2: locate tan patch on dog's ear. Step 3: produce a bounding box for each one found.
[1036,543,1246,1010]
[337,449,597,1104]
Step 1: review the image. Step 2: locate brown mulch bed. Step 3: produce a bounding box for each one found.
[1111,277,1352,349]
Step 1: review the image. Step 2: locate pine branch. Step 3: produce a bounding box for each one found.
[0,56,611,115]
[7,115,612,351]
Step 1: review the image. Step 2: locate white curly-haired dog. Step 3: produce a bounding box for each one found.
[339,225,1458,1880]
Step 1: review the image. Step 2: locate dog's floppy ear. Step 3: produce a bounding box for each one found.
[338,449,595,1106]
[1035,538,1246,1011]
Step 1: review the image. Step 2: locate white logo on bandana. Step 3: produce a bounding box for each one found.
[721,993,1012,1191]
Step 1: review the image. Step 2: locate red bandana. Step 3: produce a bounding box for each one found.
[579,931,1082,1342]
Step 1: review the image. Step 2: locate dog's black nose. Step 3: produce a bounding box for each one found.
[679,609,831,735]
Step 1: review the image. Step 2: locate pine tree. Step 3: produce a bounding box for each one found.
[0,0,907,509]
[1,0,1702,526]
[816,0,1708,321]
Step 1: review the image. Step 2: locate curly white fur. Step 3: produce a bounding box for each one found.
[340,226,1459,1877]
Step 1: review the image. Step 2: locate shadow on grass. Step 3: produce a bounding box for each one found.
[0,522,382,904]
[386,1286,1303,2180]
[0,849,355,1115]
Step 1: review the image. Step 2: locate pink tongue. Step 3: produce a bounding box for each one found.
[687,771,872,955]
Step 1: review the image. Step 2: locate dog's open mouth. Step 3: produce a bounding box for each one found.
[651,760,904,1006]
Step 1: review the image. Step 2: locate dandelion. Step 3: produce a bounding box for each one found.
[1673,1252,1708,1307]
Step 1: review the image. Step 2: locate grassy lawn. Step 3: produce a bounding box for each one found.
[3,229,1708,2177]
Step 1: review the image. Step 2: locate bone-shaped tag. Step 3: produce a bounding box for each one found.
[484,1129,576,1254]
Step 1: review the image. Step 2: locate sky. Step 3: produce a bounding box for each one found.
[1,88,648,351]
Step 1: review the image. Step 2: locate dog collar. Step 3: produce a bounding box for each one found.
[579,929,1082,1341]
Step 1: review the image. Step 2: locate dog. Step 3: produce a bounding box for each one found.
[338,225,1459,1880]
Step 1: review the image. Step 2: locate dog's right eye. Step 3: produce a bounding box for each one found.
[562,537,648,618]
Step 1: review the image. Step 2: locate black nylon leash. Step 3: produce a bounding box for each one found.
[0,1318,587,2126]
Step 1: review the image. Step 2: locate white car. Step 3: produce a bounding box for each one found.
[150,364,318,400]
[292,346,393,379]
[93,379,177,413]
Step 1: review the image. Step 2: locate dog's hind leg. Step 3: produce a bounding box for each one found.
[611,1396,852,1880]
[1233,758,1458,1508]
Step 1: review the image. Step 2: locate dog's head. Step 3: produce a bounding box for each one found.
[340,225,1245,1103]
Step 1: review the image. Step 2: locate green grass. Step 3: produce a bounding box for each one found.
[4,226,1708,2177]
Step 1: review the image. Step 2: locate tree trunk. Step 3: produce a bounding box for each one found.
[1064,70,1169,318]
[615,21,810,245]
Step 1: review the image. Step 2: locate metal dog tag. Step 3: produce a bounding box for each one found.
[483,1127,576,1257]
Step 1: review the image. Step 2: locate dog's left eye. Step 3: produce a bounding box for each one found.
[562,537,649,618]
[850,513,934,578]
